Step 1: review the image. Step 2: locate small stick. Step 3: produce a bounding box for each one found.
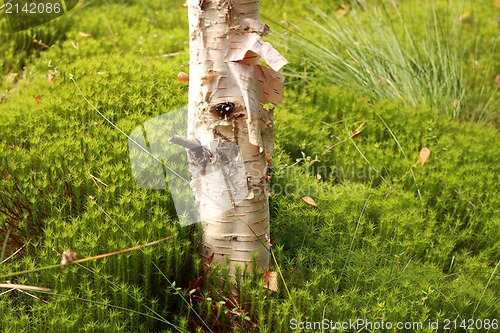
[0,283,52,293]
[441,180,477,208]
[0,0,12,11]
[0,236,173,280]
[170,135,201,150]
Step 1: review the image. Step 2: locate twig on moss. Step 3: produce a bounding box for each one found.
[0,236,173,280]
[440,180,477,208]
[0,282,52,293]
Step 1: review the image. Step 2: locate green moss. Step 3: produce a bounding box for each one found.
[0,0,498,332]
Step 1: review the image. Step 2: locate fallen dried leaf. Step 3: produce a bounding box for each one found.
[35,95,41,103]
[79,31,92,37]
[48,72,56,83]
[351,122,366,138]
[263,271,278,292]
[302,196,317,206]
[495,75,500,86]
[206,252,214,264]
[336,8,347,17]
[419,147,431,166]
[177,72,189,84]
[458,12,471,22]
[265,151,273,166]
[187,275,203,293]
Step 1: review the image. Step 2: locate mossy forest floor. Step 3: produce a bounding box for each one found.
[0,0,498,332]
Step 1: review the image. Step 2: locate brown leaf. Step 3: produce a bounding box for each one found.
[495,75,500,86]
[177,72,189,84]
[78,31,92,37]
[265,152,273,166]
[419,147,431,166]
[187,275,204,293]
[262,271,278,292]
[48,72,56,83]
[206,252,214,264]
[458,12,471,22]
[35,95,41,103]
[350,122,366,138]
[336,8,347,17]
[302,196,317,206]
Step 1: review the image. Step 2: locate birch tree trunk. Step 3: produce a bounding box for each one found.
[186,0,286,278]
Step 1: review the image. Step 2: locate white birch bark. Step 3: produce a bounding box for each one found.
[186,0,286,278]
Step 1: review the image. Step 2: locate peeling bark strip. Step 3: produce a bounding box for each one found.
[186,0,286,276]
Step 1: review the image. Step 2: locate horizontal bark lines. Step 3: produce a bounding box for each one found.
[186,0,285,276]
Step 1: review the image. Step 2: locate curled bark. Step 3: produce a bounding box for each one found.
[186,0,286,277]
